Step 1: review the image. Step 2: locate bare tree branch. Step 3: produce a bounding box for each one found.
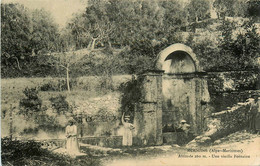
[13,57,21,70]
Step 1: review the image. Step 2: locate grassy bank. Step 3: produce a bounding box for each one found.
[1,75,131,138]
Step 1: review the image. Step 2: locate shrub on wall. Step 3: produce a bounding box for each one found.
[19,87,42,116]
[119,76,143,121]
[49,95,69,115]
[40,79,77,91]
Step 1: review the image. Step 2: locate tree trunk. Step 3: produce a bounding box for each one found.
[9,105,13,140]
[66,67,70,92]
[87,41,92,50]
[195,16,199,23]
[91,38,97,50]
[108,41,112,49]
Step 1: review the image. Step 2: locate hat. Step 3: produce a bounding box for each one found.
[180,120,187,123]
[124,115,131,120]
[68,117,76,123]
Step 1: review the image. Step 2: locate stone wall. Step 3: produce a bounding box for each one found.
[133,70,163,146]
[207,70,259,113]
[35,136,123,149]
[187,98,258,147]
[80,136,122,148]
[209,90,259,113]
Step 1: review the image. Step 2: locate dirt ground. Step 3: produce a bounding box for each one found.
[100,131,260,166]
[50,131,259,166]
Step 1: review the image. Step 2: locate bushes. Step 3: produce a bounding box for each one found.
[207,71,259,93]
[49,95,70,114]
[34,114,65,132]
[119,76,143,120]
[17,87,70,135]
[40,79,75,91]
[19,87,42,115]
[2,137,43,163]
[1,137,100,166]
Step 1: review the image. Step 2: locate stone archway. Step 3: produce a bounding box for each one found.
[156,43,201,73]
[134,43,210,146]
[156,44,209,136]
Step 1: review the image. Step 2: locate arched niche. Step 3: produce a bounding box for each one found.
[156,43,201,74]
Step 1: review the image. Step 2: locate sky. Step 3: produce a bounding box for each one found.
[2,0,88,28]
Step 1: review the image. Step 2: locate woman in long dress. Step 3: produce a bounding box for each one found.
[121,113,135,146]
[66,119,80,155]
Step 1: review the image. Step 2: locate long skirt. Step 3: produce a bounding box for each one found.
[66,136,80,155]
[123,129,133,146]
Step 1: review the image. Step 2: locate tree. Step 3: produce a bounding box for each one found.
[1,3,31,70]
[66,13,90,49]
[186,0,210,23]
[65,0,194,74]
[30,9,60,54]
[213,0,248,19]
[67,0,177,51]
[40,49,88,92]
[190,19,260,71]
[67,0,116,50]
[246,0,260,21]
[218,19,259,70]
[1,3,61,77]
[232,0,248,17]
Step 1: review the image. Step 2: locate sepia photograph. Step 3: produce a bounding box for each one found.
[1,0,260,165]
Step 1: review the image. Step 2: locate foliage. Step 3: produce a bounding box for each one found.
[1,137,100,166]
[49,95,69,114]
[119,76,143,119]
[38,49,88,91]
[1,0,259,78]
[246,0,260,21]
[40,79,69,91]
[2,137,43,163]
[30,9,60,54]
[213,0,248,18]
[217,20,259,70]
[40,82,59,91]
[31,112,66,133]
[66,0,191,53]
[186,0,210,23]
[207,71,259,93]
[1,3,31,70]
[190,19,260,71]
[70,49,153,76]
[19,87,42,115]
[209,91,259,113]
[1,3,60,75]
[1,56,58,78]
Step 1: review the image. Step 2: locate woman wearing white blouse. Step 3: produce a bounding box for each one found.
[66,118,80,155]
[121,112,135,146]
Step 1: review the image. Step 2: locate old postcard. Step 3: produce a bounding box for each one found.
[1,0,260,165]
